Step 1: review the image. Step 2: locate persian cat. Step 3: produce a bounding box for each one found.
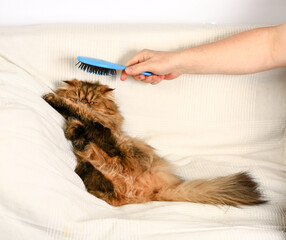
[43,79,266,206]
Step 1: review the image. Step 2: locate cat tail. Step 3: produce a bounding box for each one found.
[153,172,267,206]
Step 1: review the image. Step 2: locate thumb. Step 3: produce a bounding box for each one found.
[125,62,151,75]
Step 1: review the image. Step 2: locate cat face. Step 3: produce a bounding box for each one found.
[56,79,117,114]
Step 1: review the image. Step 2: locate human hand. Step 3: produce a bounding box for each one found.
[120,49,184,84]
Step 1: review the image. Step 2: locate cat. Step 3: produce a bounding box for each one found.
[43,79,266,207]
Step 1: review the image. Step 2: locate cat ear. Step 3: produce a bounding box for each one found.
[100,86,114,94]
[63,79,80,87]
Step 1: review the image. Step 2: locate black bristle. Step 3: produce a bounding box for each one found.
[76,61,117,76]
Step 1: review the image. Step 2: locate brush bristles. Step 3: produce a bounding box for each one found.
[76,62,117,76]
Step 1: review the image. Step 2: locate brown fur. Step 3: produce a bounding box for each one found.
[43,79,266,207]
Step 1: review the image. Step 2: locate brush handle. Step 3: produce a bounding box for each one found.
[140,71,153,76]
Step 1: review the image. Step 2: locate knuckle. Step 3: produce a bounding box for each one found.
[141,49,152,55]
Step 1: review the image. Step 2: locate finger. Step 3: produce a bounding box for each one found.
[164,73,180,80]
[152,75,163,81]
[120,70,148,81]
[142,75,159,83]
[120,70,129,81]
[142,74,163,83]
[125,53,142,67]
[125,49,152,67]
[151,79,163,85]
[142,76,153,83]
[125,61,152,76]
[133,75,146,81]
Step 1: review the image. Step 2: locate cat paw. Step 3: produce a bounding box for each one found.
[42,93,56,103]
[89,190,115,205]
[65,118,85,140]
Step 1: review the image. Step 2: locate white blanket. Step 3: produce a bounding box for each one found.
[0,24,285,240]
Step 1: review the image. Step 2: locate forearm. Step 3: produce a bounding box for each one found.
[179,25,281,75]
[121,24,286,84]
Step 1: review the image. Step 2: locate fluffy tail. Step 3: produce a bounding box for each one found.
[154,172,266,206]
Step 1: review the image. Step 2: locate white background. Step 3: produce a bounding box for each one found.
[0,0,285,26]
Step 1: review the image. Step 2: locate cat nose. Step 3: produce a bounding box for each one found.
[81,99,87,104]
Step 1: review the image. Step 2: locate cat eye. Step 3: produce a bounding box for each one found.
[91,101,97,105]
[75,99,79,102]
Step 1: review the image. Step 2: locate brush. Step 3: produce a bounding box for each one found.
[76,56,153,76]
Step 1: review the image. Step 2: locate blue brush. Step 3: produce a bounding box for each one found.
[76,56,153,76]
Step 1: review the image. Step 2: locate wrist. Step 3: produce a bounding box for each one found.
[175,49,194,74]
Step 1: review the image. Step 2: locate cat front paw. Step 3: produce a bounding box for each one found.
[42,92,56,104]
[64,118,85,140]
